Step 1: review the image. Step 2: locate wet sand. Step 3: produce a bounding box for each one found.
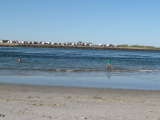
[0,83,160,120]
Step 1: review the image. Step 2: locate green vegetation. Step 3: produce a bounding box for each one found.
[117,44,129,47]
[117,44,160,50]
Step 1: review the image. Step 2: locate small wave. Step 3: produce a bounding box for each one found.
[40,69,104,72]
[0,68,104,72]
[0,67,160,74]
[138,69,160,72]
[112,68,160,73]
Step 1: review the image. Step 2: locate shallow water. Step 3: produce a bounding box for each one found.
[0,47,160,90]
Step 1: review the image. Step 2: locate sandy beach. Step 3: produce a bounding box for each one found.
[0,84,160,120]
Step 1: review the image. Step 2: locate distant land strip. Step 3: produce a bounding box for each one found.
[0,43,160,51]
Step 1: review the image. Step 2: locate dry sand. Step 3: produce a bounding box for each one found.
[0,84,160,120]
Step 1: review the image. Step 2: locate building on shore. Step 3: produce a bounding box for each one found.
[0,39,115,49]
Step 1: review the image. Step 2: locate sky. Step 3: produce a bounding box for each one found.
[0,0,160,46]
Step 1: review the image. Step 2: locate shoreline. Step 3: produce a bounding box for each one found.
[1,43,160,51]
[0,83,160,120]
[1,82,160,92]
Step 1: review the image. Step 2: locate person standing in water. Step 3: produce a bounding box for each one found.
[17,57,22,63]
[106,58,112,72]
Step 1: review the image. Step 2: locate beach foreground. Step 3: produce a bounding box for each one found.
[0,84,160,120]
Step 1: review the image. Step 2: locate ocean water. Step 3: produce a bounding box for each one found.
[0,47,160,90]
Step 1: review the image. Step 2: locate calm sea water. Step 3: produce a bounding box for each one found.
[0,47,160,90]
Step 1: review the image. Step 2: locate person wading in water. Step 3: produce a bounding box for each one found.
[17,57,22,63]
[106,58,112,72]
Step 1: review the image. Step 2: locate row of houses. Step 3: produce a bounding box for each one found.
[0,40,115,47]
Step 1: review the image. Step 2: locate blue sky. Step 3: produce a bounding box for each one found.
[0,0,160,46]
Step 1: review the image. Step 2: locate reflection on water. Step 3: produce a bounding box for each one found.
[0,71,160,90]
[105,72,112,79]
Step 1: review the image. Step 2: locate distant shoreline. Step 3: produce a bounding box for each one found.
[0,43,160,51]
